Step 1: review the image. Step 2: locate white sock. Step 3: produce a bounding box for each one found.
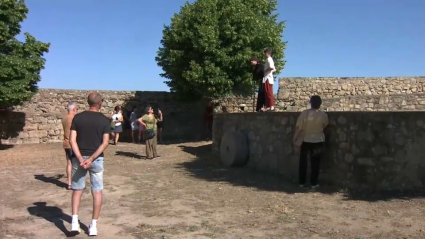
[91,219,97,227]
[72,215,78,223]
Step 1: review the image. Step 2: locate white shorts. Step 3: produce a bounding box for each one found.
[131,122,139,131]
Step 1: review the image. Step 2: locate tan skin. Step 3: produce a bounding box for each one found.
[111,108,123,144]
[65,106,78,189]
[70,93,109,221]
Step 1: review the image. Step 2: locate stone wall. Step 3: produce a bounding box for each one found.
[213,112,425,191]
[3,76,425,144]
[277,76,425,111]
[322,93,425,111]
[1,89,267,144]
[1,90,206,144]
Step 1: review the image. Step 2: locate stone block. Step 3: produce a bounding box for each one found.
[344,154,354,163]
[357,158,375,166]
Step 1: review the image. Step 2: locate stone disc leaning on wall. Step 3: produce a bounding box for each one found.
[220,131,248,167]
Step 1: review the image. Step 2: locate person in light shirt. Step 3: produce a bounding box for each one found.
[262,48,275,111]
[293,95,329,190]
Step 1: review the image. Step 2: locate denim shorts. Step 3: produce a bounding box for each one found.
[71,156,104,191]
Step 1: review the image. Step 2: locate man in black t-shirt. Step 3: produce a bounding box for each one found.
[69,92,111,236]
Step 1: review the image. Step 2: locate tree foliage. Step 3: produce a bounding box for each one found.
[0,0,50,108]
[156,0,286,101]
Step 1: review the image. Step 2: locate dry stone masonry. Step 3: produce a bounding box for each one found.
[1,89,259,144]
[278,76,425,111]
[212,111,425,191]
[1,76,425,145]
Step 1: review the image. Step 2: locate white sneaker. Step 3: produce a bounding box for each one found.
[311,184,320,190]
[89,225,98,236]
[70,221,80,233]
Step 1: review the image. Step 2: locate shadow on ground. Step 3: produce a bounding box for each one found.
[115,150,144,159]
[27,202,88,237]
[0,144,13,150]
[34,174,68,189]
[177,143,425,202]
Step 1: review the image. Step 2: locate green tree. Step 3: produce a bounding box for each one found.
[156,0,286,101]
[0,0,50,108]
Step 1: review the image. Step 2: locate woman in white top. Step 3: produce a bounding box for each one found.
[111,106,123,145]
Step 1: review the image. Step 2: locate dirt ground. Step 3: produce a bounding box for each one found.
[1,141,425,239]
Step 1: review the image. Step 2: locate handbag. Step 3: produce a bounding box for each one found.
[145,128,156,140]
[110,120,115,129]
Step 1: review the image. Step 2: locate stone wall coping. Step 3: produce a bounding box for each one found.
[38,88,170,93]
[6,111,110,117]
[279,76,425,80]
[215,111,425,116]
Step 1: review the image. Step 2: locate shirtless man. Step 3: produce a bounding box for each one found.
[61,102,78,189]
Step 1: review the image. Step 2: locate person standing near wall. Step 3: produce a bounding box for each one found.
[293,95,328,190]
[156,109,164,144]
[129,106,139,143]
[262,48,275,111]
[204,99,214,138]
[61,102,78,190]
[250,57,265,112]
[123,108,132,142]
[110,106,123,145]
[69,92,110,236]
[138,106,163,159]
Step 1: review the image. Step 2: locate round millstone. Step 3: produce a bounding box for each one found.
[220,131,248,167]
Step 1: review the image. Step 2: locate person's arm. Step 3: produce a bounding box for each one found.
[87,120,111,162]
[138,116,147,127]
[70,118,84,164]
[293,112,305,142]
[118,113,124,122]
[88,134,109,162]
[158,113,163,122]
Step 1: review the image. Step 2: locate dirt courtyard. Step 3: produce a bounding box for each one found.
[1,141,424,239]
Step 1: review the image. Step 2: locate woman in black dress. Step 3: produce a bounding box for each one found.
[156,109,163,143]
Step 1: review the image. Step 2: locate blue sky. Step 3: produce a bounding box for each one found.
[19,0,425,92]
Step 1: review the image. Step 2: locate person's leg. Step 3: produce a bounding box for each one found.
[158,128,162,143]
[114,131,120,144]
[88,157,104,236]
[256,83,265,112]
[65,149,72,189]
[310,143,323,187]
[152,134,158,158]
[70,157,87,232]
[131,130,136,143]
[146,138,153,159]
[263,83,270,110]
[298,142,309,186]
[264,81,274,110]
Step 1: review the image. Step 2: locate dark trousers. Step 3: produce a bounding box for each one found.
[256,83,265,112]
[299,142,324,186]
